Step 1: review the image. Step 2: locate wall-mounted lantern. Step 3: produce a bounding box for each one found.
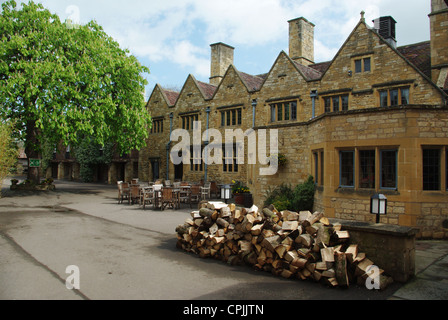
[370,193,387,223]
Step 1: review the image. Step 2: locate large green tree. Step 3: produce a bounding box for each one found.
[0,0,151,183]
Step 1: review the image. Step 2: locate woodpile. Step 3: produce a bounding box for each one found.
[176,201,393,290]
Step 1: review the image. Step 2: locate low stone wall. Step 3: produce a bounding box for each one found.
[330,218,418,283]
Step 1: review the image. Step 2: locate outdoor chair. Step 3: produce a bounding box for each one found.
[160,187,178,211]
[152,184,163,209]
[164,180,172,187]
[179,186,191,206]
[129,184,141,205]
[201,182,211,200]
[118,182,130,204]
[190,185,201,208]
[141,187,155,210]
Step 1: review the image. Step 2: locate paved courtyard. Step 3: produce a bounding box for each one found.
[0,178,447,301]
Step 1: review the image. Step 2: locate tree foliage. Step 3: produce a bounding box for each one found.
[0,121,18,195]
[72,137,114,182]
[0,0,151,182]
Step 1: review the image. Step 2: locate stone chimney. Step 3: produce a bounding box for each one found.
[210,42,234,86]
[373,16,397,49]
[288,17,315,66]
[429,0,448,86]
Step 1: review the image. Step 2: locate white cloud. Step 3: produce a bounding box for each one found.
[30,0,432,89]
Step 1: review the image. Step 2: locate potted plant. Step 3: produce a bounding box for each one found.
[232,180,253,207]
[269,153,288,167]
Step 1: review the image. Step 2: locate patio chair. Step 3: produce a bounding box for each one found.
[164,180,172,187]
[152,184,163,209]
[129,184,141,205]
[201,182,211,200]
[179,186,191,206]
[160,187,177,211]
[141,187,154,210]
[118,182,130,204]
[190,185,201,208]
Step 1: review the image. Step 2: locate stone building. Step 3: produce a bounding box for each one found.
[141,0,448,238]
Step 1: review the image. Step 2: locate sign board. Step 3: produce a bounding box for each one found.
[29,159,41,168]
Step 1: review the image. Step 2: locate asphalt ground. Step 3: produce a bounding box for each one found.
[0,178,447,304]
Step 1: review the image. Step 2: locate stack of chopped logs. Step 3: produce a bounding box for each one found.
[176,201,393,289]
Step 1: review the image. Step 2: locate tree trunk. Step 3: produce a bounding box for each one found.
[25,120,40,185]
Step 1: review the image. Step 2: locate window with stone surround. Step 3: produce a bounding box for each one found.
[222,143,239,173]
[190,145,203,172]
[182,114,199,130]
[380,150,397,190]
[359,150,376,189]
[338,148,398,190]
[324,94,349,113]
[423,147,442,191]
[221,108,242,127]
[340,151,355,187]
[422,146,448,191]
[379,87,410,107]
[355,57,371,73]
[151,119,163,134]
[270,101,298,122]
[352,53,373,74]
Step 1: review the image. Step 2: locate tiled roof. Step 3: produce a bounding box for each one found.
[162,88,180,106]
[397,41,432,79]
[293,61,323,81]
[309,61,331,75]
[197,81,217,100]
[238,71,265,92]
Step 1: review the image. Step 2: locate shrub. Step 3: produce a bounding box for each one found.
[264,176,315,212]
[291,176,315,212]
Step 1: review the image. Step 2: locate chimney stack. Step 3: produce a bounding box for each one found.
[429,0,448,86]
[210,42,234,86]
[288,17,315,66]
[373,16,397,49]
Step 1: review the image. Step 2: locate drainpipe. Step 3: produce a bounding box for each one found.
[166,113,174,181]
[204,107,211,182]
[310,90,318,119]
[251,99,258,128]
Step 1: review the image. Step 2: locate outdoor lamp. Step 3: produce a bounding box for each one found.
[221,184,231,203]
[370,193,387,223]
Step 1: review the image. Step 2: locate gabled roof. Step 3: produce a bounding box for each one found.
[237,71,266,92]
[147,84,179,108]
[196,80,217,100]
[161,88,180,107]
[293,60,323,81]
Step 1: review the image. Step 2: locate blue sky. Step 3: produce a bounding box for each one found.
[5,0,433,100]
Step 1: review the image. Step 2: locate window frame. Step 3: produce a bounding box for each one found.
[322,94,350,113]
[422,147,441,191]
[379,86,411,107]
[221,108,242,127]
[270,101,298,123]
[222,143,239,173]
[380,149,398,190]
[340,150,355,188]
[359,149,376,189]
